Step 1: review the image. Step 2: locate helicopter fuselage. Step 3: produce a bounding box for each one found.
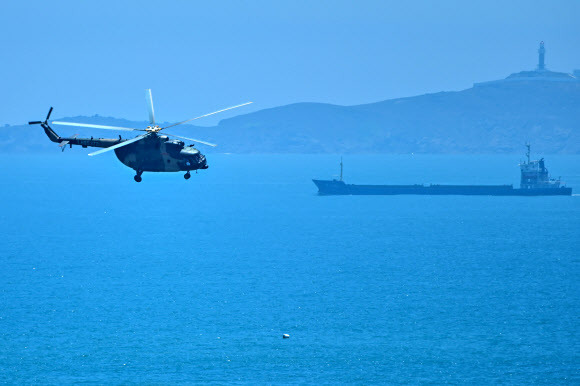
[40,123,208,173]
[114,133,207,172]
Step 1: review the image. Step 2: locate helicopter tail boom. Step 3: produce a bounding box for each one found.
[42,123,61,143]
[30,107,125,151]
[44,122,123,150]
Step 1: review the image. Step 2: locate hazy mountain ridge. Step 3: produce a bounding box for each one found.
[2,81,579,154]
[215,81,579,153]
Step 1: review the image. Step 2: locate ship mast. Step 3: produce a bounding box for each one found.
[526,143,531,164]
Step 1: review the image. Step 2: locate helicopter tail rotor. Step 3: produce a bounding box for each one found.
[28,107,61,144]
[28,107,54,126]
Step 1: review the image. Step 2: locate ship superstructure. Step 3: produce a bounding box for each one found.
[519,144,562,189]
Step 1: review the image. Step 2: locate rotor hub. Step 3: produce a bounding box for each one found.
[146,125,162,133]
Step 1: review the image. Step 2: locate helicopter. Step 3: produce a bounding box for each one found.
[29,89,252,182]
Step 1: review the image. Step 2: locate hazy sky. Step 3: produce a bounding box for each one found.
[2,0,579,126]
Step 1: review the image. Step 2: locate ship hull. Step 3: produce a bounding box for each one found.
[312,180,573,196]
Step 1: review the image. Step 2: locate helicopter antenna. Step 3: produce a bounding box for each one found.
[340,157,343,181]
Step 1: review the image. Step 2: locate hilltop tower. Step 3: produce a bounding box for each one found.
[474,41,578,86]
[537,41,546,71]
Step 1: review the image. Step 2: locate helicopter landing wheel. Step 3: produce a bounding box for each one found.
[134,170,143,183]
[184,172,191,180]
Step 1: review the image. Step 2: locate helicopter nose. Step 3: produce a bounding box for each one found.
[187,156,207,169]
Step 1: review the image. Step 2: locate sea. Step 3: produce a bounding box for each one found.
[0,153,578,384]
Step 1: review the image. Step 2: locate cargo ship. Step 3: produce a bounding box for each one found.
[312,146,572,196]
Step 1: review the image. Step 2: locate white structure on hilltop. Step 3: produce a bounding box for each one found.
[474,42,579,87]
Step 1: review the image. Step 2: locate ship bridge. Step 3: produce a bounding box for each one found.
[519,145,561,189]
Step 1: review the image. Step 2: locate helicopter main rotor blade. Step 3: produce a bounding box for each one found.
[88,134,148,156]
[52,121,144,132]
[28,121,43,125]
[145,89,155,125]
[164,133,217,147]
[161,102,253,130]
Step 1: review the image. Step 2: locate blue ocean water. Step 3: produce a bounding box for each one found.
[0,153,578,384]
